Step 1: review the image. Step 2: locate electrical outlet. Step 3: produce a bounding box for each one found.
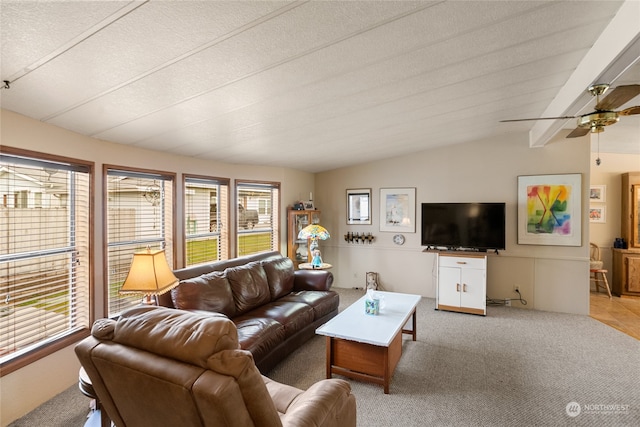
[513,285,520,293]
[505,298,511,307]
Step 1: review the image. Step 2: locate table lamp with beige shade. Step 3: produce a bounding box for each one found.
[119,248,179,305]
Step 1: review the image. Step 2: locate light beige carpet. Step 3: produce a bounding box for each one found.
[10,288,640,426]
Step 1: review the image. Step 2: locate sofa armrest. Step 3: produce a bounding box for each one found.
[293,270,333,291]
[278,379,356,427]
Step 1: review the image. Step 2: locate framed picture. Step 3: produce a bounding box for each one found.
[517,174,582,246]
[379,187,416,232]
[589,185,606,202]
[303,200,314,210]
[589,206,606,223]
[347,188,372,225]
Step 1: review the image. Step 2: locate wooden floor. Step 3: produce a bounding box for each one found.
[590,291,640,341]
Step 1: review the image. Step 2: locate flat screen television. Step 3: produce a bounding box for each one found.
[421,202,506,252]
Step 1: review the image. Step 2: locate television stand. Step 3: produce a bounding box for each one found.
[435,252,487,316]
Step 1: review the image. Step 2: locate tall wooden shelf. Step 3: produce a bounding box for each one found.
[287,209,320,269]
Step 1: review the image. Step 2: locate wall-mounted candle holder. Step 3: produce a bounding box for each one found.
[344,232,375,244]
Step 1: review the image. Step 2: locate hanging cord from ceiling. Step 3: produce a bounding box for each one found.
[595,131,601,166]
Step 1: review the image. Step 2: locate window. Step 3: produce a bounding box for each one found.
[105,166,175,317]
[184,175,229,266]
[236,181,280,256]
[0,148,92,375]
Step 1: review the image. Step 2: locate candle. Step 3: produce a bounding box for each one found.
[310,192,313,200]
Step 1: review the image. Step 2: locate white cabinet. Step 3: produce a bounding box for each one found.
[436,253,486,316]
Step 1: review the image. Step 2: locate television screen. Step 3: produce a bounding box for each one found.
[421,203,506,251]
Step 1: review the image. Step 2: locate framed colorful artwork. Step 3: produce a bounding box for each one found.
[517,174,582,246]
[379,187,416,232]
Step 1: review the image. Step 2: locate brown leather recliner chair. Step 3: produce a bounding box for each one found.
[75,306,356,427]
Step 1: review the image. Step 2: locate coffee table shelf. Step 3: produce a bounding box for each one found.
[316,291,420,393]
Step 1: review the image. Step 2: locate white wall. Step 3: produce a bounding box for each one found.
[0,109,315,425]
[315,132,591,316]
[589,152,640,274]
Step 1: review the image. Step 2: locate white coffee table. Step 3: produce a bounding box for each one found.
[316,291,421,394]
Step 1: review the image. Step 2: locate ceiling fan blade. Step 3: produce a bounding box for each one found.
[596,84,640,110]
[500,116,576,123]
[566,127,591,138]
[618,105,640,116]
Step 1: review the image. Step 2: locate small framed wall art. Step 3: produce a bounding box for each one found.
[346,188,372,225]
[379,187,416,233]
[589,185,606,203]
[589,206,606,223]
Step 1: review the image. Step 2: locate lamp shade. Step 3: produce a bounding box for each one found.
[120,249,178,296]
[297,224,330,240]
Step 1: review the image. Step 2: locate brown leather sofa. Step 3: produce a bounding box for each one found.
[76,306,356,427]
[157,251,339,373]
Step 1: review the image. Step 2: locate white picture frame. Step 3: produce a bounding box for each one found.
[589,185,606,203]
[379,187,416,233]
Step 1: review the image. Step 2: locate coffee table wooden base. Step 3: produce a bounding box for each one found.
[325,309,416,394]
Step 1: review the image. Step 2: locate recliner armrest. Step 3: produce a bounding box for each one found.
[293,270,333,291]
[274,378,356,427]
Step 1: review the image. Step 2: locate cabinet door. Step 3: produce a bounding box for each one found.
[438,267,461,308]
[626,254,640,293]
[460,268,486,311]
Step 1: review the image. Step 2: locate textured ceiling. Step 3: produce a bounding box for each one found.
[1,1,638,173]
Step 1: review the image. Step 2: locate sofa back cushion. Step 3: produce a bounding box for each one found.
[171,271,236,318]
[262,257,295,300]
[226,261,271,315]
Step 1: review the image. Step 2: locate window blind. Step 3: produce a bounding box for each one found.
[184,176,229,266]
[0,152,91,369]
[106,167,174,317]
[236,181,280,256]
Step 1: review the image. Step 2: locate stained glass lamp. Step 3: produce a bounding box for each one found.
[298,224,330,268]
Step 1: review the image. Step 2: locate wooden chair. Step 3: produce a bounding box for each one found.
[590,243,612,298]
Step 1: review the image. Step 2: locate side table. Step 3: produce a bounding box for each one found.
[79,367,111,427]
[298,262,332,270]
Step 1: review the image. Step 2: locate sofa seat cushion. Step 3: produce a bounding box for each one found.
[237,302,314,338]
[235,317,285,364]
[171,271,236,318]
[279,291,339,321]
[226,261,271,315]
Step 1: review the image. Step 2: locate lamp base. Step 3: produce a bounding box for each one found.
[142,295,158,306]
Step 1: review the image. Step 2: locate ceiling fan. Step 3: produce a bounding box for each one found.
[501,83,640,138]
